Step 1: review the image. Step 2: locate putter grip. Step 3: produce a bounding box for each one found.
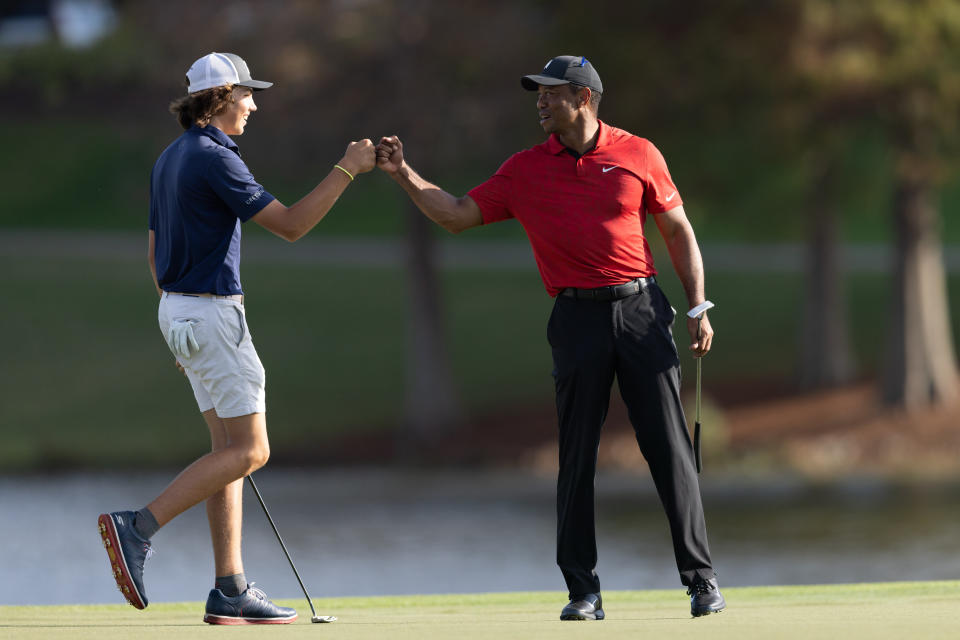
[694,421,702,473]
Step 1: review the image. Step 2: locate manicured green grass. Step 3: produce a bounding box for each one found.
[2,251,960,470]
[0,582,956,639]
[0,121,157,230]
[3,118,959,244]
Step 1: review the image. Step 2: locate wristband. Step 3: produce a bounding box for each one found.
[334,164,354,181]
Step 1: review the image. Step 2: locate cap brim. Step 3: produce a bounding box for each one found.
[521,74,570,91]
[238,79,273,90]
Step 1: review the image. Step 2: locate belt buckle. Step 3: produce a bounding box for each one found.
[615,280,640,300]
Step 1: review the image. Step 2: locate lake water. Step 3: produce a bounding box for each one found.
[1,469,958,606]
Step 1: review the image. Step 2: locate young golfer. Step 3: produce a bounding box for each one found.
[97,52,375,624]
[376,55,724,620]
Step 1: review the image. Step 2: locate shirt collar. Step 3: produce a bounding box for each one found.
[544,119,610,156]
[190,124,239,153]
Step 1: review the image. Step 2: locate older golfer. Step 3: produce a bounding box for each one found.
[376,55,724,620]
[97,52,375,624]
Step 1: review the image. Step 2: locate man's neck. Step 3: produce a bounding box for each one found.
[555,116,600,156]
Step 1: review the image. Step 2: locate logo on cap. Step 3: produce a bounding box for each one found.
[522,55,603,94]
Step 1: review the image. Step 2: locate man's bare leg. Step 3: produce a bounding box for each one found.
[146,412,269,528]
[203,409,244,579]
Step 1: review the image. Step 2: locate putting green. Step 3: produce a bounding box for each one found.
[1,581,955,639]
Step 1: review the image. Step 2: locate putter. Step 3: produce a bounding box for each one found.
[246,474,336,623]
[686,301,714,473]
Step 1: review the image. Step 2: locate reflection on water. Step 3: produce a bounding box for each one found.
[1,469,957,606]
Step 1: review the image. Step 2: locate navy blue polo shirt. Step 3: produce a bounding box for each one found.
[149,125,275,295]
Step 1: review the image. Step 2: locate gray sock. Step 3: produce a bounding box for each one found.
[133,508,160,540]
[215,573,247,598]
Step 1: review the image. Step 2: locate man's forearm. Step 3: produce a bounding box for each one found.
[147,230,162,297]
[151,266,161,297]
[391,162,477,234]
[251,167,354,242]
[665,231,706,309]
[282,168,354,239]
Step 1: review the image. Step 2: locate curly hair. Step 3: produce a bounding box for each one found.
[168,84,237,130]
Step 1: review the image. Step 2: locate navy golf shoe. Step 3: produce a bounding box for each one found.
[97,511,153,609]
[689,577,726,617]
[560,592,605,620]
[203,583,298,625]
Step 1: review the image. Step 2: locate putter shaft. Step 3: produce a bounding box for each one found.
[695,353,702,424]
[688,305,713,474]
[246,474,326,621]
[694,319,703,473]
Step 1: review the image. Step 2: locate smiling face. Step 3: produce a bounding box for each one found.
[536,83,587,134]
[210,86,257,135]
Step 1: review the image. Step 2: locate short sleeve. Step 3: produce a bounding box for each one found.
[641,141,682,214]
[206,150,276,222]
[467,156,519,225]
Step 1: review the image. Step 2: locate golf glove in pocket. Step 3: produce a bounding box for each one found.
[168,319,200,359]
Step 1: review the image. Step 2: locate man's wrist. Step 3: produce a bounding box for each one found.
[333,164,354,181]
[389,162,410,182]
[336,158,359,179]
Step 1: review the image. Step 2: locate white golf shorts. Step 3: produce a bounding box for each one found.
[158,292,266,418]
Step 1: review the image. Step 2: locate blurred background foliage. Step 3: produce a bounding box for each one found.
[1,0,959,472]
[7,0,954,242]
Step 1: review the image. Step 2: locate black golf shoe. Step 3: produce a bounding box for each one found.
[689,577,726,617]
[560,592,605,620]
[203,583,298,625]
[98,511,153,610]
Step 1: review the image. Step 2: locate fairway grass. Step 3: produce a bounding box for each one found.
[6,249,960,471]
[1,581,956,639]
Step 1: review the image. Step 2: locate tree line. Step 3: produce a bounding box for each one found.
[3,0,957,437]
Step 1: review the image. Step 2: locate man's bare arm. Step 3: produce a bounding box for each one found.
[148,230,161,297]
[375,135,483,234]
[253,139,376,242]
[653,205,713,356]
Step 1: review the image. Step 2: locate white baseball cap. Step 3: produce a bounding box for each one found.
[186,52,273,93]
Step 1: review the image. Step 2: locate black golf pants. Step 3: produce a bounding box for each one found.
[547,283,715,597]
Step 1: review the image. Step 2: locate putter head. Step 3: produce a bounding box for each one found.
[687,300,715,320]
[312,615,337,623]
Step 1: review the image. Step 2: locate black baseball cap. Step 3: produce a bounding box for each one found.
[521,55,603,94]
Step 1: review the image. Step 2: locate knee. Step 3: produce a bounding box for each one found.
[249,441,270,471]
[237,441,270,474]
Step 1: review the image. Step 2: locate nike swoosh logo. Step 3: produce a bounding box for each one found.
[602,166,617,173]
[666,191,677,201]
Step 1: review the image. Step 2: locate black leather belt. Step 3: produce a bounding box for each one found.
[560,276,656,301]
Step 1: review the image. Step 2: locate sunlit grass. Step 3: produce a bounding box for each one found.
[0,582,955,639]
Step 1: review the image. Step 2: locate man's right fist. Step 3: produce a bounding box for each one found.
[342,139,376,175]
[376,135,404,174]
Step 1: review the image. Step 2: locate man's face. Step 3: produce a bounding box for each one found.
[536,84,584,133]
[216,87,257,135]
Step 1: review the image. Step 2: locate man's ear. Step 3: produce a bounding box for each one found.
[579,87,592,109]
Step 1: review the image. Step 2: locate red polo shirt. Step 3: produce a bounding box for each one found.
[468,120,682,297]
